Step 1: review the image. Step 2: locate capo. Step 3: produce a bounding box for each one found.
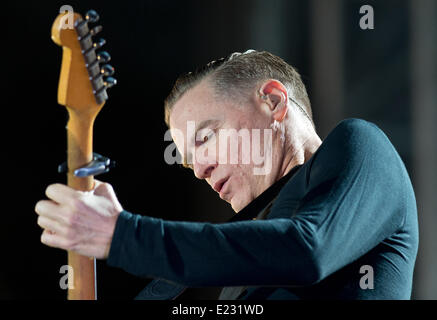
[58,153,115,177]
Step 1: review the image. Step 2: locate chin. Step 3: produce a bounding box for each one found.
[231,203,240,213]
[230,195,250,213]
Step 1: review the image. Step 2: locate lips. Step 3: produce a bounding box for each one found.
[213,177,229,194]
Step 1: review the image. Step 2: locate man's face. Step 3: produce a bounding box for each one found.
[170,80,281,212]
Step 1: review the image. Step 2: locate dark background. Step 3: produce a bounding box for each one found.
[1,0,436,299]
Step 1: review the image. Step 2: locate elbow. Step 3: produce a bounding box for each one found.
[288,252,323,286]
[302,250,325,285]
[294,239,326,286]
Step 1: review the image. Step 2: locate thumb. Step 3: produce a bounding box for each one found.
[92,179,124,215]
[93,180,117,200]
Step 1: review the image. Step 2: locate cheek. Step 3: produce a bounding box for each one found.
[231,165,257,193]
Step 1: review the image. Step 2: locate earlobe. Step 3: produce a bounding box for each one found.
[273,104,288,122]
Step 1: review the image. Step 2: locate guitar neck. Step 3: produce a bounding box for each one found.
[66,109,97,300]
[51,8,116,300]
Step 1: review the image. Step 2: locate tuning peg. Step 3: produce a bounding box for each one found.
[104,77,117,88]
[94,87,108,104]
[97,51,111,63]
[101,64,115,76]
[75,19,89,38]
[85,10,100,23]
[90,25,103,36]
[93,38,106,50]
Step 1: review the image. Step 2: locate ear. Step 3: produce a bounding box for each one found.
[258,79,288,122]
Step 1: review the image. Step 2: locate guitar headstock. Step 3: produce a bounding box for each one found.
[51,9,116,113]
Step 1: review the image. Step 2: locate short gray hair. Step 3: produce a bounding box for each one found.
[164,50,314,128]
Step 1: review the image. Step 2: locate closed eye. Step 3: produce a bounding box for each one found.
[196,129,216,147]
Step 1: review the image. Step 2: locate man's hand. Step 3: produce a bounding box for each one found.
[34,180,123,259]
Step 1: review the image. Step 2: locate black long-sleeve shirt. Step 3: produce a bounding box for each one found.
[107,118,418,299]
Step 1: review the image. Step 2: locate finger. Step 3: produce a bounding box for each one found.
[40,229,72,251]
[45,183,80,205]
[35,200,60,219]
[37,215,67,235]
[92,180,123,214]
[93,179,104,188]
[35,200,73,226]
[93,180,114,198]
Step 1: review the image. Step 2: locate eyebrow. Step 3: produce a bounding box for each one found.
[182,119,221,169]
[197,119,220,133]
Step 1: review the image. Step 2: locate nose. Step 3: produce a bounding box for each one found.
[191,137,219,179]
[193,159,217,180]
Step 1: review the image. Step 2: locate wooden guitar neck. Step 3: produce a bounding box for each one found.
[51,8,116,300]
[67,110,97,300]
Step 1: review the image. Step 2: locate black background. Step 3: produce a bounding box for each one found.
[2,0,432,300]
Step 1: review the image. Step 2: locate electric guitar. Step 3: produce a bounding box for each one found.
[51,9,116,300]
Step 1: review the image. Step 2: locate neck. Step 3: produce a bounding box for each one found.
[279,133,322,179]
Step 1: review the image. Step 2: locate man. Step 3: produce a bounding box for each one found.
[35,50,418,299]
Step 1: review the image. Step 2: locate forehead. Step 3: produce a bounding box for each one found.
[169,80,231,165]
[169,80,222,130]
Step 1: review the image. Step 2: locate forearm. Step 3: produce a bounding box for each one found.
[107,210,318,287]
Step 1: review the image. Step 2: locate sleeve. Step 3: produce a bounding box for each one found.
[106,119,409,287]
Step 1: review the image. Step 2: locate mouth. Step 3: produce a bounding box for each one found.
[213,177,230,196]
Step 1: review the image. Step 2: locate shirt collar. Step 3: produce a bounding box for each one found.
[228,164,303,222]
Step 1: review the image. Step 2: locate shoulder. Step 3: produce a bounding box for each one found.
[273,118,413,218]
[307,118,402,183]
[316,118,394,163]
[325,118,389,153]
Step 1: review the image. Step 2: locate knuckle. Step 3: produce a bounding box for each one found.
[35,200,52,214]
[44,185,51,196]
[64,228,77,248]
[71,197,86,212]
[66,211,78,227]
[65,229,74,241]
[45,183,57,197]
[71,189,83,199]
[40,232,47,244]
[65,238,78,251]
[40,231,52,246]
[36,216,44,228]
[34,201,43,213]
